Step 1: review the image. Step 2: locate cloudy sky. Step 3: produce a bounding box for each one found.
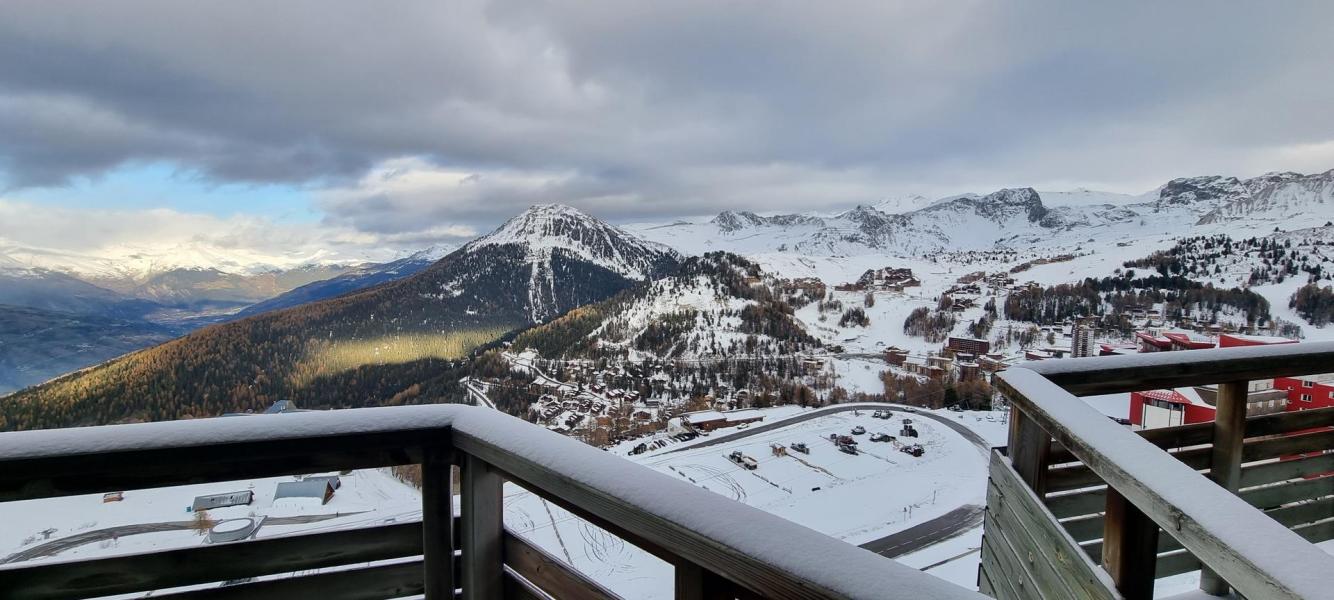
[3,1,1334,262]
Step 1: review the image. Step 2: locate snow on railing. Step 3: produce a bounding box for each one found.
[0,404,983,599]
[1022,340,1334,396]
[997,366,1334,600]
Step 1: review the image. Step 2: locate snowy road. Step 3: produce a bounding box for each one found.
[0,512,361,564]
[859,504,984,558]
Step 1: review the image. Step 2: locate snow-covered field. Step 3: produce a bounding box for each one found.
[0,468,422,566]
[507,404,1003,598]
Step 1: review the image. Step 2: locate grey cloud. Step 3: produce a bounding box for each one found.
[3,0,1334,233]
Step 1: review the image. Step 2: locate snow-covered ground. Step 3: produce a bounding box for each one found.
[508,404,1004,598]
[0,468,421,566]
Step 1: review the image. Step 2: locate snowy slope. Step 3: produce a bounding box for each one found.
[461,204,681,322]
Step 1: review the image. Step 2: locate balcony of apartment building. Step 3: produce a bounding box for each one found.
[0,402,983,600]
[981,341,1334,600]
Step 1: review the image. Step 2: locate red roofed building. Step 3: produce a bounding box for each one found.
[1219,333,1300,348]
[1162,330,1216,351]
[1129,388,1218,428]
[1135,331,1173,352]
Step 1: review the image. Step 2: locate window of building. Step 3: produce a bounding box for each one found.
[1304,380,1316,388]
[1301,393,1313,402]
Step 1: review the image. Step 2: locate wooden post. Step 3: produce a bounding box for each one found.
[461,452,503,600]
[1102,488,1159,600]
[1200,380,1248,596]
[1008,405,1051,494]
[675,560,733,600]
[421,447,454,600]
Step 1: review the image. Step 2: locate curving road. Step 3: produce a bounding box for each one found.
[659,401,991,559]
[1,512,361,564]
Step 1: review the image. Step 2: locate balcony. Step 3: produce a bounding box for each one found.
[981,341,1334,599]
[0,403,983,599]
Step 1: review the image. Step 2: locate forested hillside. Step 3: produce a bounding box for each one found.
[0,206,678,431]
[513,252,819,359]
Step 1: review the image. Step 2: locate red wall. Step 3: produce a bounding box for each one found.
[1276,377,1334,411]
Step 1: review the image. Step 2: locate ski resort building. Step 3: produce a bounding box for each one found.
[681,408,764,431]
[945,336,990,356]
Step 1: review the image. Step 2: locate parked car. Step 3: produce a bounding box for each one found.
[900,444,925,457]
[727,450,759,470]
[790,442,810,454]
[851,426,866,435]
[869,433,893,443]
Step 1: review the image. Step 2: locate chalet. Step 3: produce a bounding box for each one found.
[884,347,909,366]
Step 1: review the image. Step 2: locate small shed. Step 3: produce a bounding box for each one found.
[192,490,253,512]
[274,478,338,505]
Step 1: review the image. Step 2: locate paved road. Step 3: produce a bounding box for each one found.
[658,401,992,561]
[858,504,984,558]
[1,512,360,564]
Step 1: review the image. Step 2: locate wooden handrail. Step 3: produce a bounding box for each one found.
[0,405,983,600]
[1022,340,1334,396]
[997,367,1334,600]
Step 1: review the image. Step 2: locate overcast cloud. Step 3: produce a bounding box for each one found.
[3,1,1334,249]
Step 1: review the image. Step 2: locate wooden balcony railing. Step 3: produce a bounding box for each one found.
[0,404,985,600]
[983,341,1334,600]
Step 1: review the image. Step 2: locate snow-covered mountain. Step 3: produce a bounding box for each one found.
[631,168,1334,260]
[1194,170,1334,225]
[463,204,681,321]
[234,244,456,318]
[0,240,363,308]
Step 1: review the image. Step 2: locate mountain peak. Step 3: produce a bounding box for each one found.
[467,204,679,284]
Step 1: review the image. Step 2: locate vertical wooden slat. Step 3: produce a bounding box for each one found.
[461,452,504,600]
[422,447,455,600]
[1102,488,1158,600]
[675,560,734,600]
[1200,380,1247,596]
[1009,405,1051,494]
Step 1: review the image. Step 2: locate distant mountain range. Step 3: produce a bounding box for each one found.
[1,205,679,429]
[629,169,1334,257]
